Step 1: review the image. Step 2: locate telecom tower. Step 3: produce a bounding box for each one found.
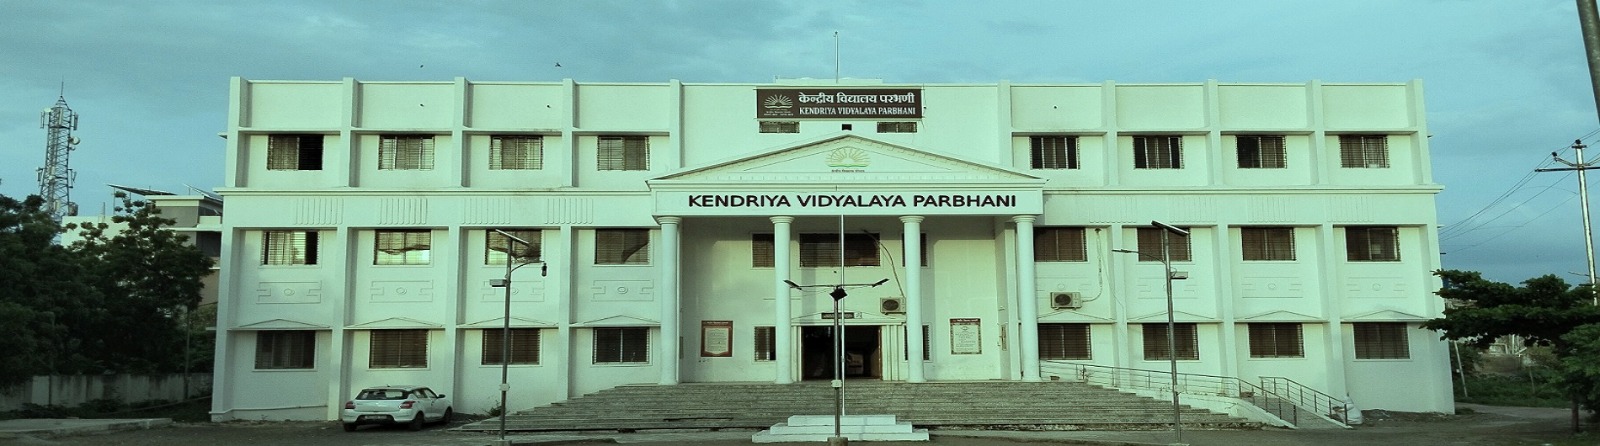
[37,94,80,223]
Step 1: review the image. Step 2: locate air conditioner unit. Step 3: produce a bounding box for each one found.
[1050,292,1082,310]
[880,297,905,314]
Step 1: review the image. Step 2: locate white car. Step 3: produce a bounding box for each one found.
[340,385,454,431]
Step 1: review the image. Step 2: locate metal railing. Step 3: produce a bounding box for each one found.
[1259,376,1349,426]
[1040,361,1348,428]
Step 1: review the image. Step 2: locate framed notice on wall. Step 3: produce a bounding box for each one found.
[701,320,733,357]
[949,318,982,355]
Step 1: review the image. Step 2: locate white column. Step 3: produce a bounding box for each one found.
[1014,215,1042,381]
[658,217,682,385]
[771,216,795,384]
[901,216,927,383]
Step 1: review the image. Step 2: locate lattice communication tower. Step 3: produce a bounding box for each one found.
[38,95,80,223]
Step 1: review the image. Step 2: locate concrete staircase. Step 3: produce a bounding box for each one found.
[459,381,1261,432]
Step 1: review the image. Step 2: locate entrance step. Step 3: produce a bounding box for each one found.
[753,414,929,443]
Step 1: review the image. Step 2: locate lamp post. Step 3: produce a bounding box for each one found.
[785,278,889,445]
[488,229,544,446]
[1113,220,1189,444]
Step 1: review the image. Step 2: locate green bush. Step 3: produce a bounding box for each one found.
[1458,372,1570,408]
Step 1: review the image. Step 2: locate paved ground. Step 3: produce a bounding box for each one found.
[1,404,1595,446]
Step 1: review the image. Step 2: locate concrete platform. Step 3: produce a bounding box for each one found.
[0,418,172,439]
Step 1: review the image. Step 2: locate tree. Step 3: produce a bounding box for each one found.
[1425,269,1600,413]
[0,195,98,386]
[69,192,214,373]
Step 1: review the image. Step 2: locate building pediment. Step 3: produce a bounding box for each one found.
[1343,309,1432,322]
[1128,310,1218,323]
[347,317,443,329]
[1040,310,1114,323]
[233,318,329,331]
[651,134,1042,185]
[462,316,558,328]
[573,315,660,327]
[1237,310,1324,322]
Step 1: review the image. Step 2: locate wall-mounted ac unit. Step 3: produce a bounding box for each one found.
[880,297,905,314]
[1050,292,1082,309]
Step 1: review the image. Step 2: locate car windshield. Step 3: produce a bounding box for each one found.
[356,389,409,400]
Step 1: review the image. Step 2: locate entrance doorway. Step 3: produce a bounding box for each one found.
[800,325,882,380]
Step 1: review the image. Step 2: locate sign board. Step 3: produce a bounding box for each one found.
[757,88,923,119]
[821,312,859,320]
[949,318,982,355]
[701,320,732,357]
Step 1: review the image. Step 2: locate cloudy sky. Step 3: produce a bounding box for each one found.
[0,0,1596,284]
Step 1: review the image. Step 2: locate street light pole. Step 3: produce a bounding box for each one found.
[490,229,543,445]
[785,278,889,445]
[1114,220,1189,444]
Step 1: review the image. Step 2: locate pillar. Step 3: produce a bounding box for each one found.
[901,216,927,383]
[772,216,795,384]
[658,217,681,385]
[1014,216,1042,381]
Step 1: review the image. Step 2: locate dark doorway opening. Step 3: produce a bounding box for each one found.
[800,325,882,380]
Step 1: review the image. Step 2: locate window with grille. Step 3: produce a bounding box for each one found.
[1247,323,1304,358]
[595,229,650,265]
[255,330,316,369]
[1339,135,1389,168]
[903,325,931,361]
[481,328,540,365]
[597,136,649,171]
[752,233,775,267]
[1039,323,1092,360]
[1142,323,1199,360]
[1346,226,1400,262]
[754,326,776,361]
[593,327,649,364]
[490,135,543,170]
[1133,135,1182,169]
[877,122,918,133]
[799,233,880,267]
[486,229,541,265]
[1034,227,1087,262]
[759,121,799,133]
[1353,322,1409,359]
[1030,135,1079,170]
[1237,135,1286,169]
[369,330,428,368]
[375,230,431,265]
[1240,227,1295,261]
[1136,227,1192,262]
[378,135,435,170]
[262,230,318,265]
[266,134,324,171]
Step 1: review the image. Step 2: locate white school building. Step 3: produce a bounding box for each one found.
[209,77,1454,421]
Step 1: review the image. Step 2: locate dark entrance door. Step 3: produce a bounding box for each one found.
[800,325,881,380]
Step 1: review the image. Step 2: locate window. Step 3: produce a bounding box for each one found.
[1237,135,1286,169]
[375,230,431,265]
[1353,322,1409,359]
[1030,136,1079,170]
[369,329,428,368]
[263,230,318,265]
[266,134,323,171]
[754,326,776,361]
[378,135,435,170]
[481,328,540,365]
[1133,135,1182,169]
[1339,135,1389,168]
[877,122,918,133]
[799,233,880,267]
[1136,227,1191,262]
[1142,323,1199,360]
[903,325,930,361]
[595,229,650,265]
[1240,227,1295,261]
[594,327,649,364]
[900,237,929,267]
[1247,323,1304,358]
[1346,226,1400,262]
[487,229,541,265]
[597,135,649,171]
[1034,227,1087,262]
[1039,323,1092,360]
[490,135,543,170]
[759,121,799,133]
[255,330,315,369]
[752,233,775,268]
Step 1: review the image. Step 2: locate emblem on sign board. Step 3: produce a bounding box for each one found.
[763,94,793,110]
[826,147,870,168]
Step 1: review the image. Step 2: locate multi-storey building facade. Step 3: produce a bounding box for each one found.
[210,77,1453,421]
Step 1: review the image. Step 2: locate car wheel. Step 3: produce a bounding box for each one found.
[342,423,357,432]
[440,408,453,424]
[409,413,425,431]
